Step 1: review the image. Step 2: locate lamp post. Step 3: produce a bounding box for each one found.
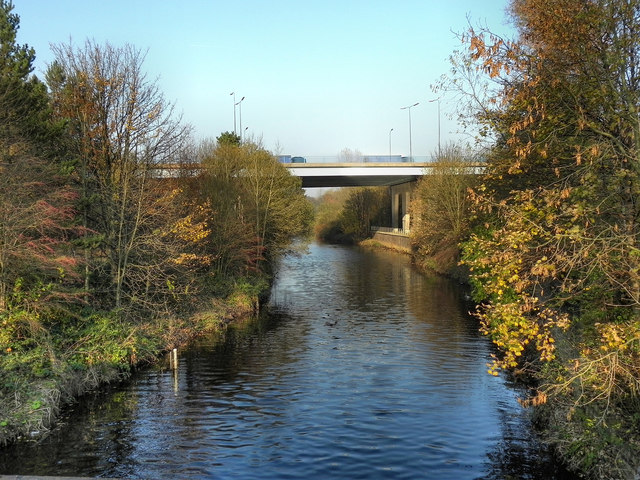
[389,128,393,160]
[230,91,236,134]
[236,96,245,142]
[400,102,419,161]
[428,98,441,158]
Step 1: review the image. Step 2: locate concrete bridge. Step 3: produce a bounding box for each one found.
[283,159,482,236]
[282,159,433,235]
[283,162,431,188]
[153,157,482,244]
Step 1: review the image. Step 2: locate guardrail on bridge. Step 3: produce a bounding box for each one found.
[371,226,410,236]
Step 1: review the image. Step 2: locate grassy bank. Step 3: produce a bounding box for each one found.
[358,238,410,255]
[0,281,262,447]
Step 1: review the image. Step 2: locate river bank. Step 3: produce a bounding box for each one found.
[0,285,262,447]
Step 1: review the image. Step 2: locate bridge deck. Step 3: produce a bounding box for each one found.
[283,162,432,188]
[151,161,483,188]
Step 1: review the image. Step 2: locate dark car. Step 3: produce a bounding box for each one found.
[291,156,306,163]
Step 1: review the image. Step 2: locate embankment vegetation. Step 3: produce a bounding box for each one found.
[0,2,312,445]
[412,1,640,478]
[409,144,479,277]
[314,187,390,244]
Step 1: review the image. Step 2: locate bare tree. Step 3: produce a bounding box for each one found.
[49,40,191,310]
[339,147,363,163]
[410,143,478,271]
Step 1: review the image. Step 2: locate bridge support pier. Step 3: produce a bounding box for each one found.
[390,182,413,234]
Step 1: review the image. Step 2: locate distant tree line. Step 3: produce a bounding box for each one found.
[313,187,390,244]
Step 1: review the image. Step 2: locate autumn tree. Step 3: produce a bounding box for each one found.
[339,187,390,241]
[242,142,314,269]
[313,188,352,242]
[188,139,255,278]
[313,187,389,244]
[0,1,87,401]
[188,138,313,281]
[410,143,478,274]
[454,1,640,477]
[48,41,190,312]
[0,1,79,314]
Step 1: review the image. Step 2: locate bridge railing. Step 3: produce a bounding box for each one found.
[282,155,434,164]
[371,226,411,236]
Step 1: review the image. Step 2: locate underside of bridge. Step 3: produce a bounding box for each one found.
[285,164,419,232]
[299,174,420,188]
[284,163,428,188]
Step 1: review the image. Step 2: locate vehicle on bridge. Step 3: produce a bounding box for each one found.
[291,156,307,163]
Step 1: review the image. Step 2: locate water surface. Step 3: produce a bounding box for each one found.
[0,243,575,479]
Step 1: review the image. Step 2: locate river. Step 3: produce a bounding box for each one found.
[0,242,576,479]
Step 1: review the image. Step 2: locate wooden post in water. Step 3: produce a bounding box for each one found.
[169,348,178,370]
[169,348,179,392]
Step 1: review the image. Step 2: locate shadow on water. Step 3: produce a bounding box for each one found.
[0,243,579,479]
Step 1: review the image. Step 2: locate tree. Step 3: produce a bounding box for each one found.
[216,130,240,146]
[0,1,84,379]
[313,187,389,244]
[339,147,363,163]
[242,142,314,268]
[0,153,80,313]
[410,143,478,274]
[339,187,389,241]
[313,188,353,243]
[0,1,62,159]
[194,138,313,279]
[190,139,256,278]
[455,1,640,476]
[48,40,190,311]
[462,0,640,368]
[0,1,80,313]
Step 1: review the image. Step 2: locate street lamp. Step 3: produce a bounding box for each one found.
[236,96,245,141]
[428,98,441,158]
[230,91,236,134]
[389,128,394,160]
[400,102,419,161]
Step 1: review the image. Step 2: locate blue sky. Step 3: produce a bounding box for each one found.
[16,1,514,158]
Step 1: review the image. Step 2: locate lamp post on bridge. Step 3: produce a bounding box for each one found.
[236,96,245,142]
[428,97,441,159]
[400,102,419,161]
[230,91,236,134]
[389,128,393,160]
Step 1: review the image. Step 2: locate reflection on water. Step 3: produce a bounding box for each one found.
[0,243,576,479]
